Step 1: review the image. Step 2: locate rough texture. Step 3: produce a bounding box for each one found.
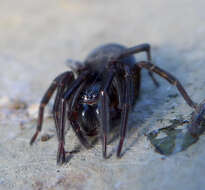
[0,0,205,189]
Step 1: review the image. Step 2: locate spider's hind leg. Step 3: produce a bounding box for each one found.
[138,61,197,110]
[117,65,133,157]
[120,43,159,87]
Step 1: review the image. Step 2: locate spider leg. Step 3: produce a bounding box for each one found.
[68,80,92,149]
[53,74,75,141]
[30,71,74,145]
[99,68,115,158]
[57,99,91,165]
[117,65,132,157]
[132,64,141,99]
[137,61,197,110]
[113,75,125,109]
[119,43,159,87]
[57,96,67,164]
[68,80,91,149]
[63,71,89,100]
[70,80,87,110]
[69,112,91,149]
[53,87,63,140]
[56,71,89,164]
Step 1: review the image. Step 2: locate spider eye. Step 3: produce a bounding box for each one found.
[92,94,97,99]
[82,94,87,100]
[84,96,88,101]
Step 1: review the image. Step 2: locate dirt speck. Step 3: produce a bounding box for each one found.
[41,133,52,142]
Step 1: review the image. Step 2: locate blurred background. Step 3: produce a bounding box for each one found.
[0,0,205,189]
[1,0,205,101]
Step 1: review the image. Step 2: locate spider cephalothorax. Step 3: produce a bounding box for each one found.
[81,79,101,105]
[30,43,198,164]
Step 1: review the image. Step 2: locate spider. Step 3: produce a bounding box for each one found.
[30,43,197,164]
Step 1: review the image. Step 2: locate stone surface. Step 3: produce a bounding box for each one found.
[0,0,205,190]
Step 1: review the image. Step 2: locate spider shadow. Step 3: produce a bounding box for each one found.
[64,135,100,162]
[64,145,81,163]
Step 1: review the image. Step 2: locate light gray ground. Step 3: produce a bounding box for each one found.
[0,0,205,189]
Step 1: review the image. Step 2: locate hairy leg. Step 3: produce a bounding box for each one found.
[30,71,74,145]
[99,68,116,158]
[137,61,197,110]
[117,65,132,157]
[119,44,159,87]
[56,71,89,164]
[53,74,75,141]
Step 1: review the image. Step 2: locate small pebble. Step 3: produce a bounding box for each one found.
[41,134,52,142]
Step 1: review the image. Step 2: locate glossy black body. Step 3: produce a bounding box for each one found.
[76,44,141,136]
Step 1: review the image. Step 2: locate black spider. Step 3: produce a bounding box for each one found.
[30,43,197,164]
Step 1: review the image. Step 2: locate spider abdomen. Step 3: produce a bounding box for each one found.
[83,43,141,105]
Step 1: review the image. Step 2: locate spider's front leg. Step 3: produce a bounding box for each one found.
[53,74,75,141]
[30,71,74,145]
[117,65,132,157]
[57,71,90,164]
[68,81,92,149]
[99,67,116,158]
[69,112,92,149]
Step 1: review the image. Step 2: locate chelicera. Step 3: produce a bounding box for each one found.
[30,43,198,164]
